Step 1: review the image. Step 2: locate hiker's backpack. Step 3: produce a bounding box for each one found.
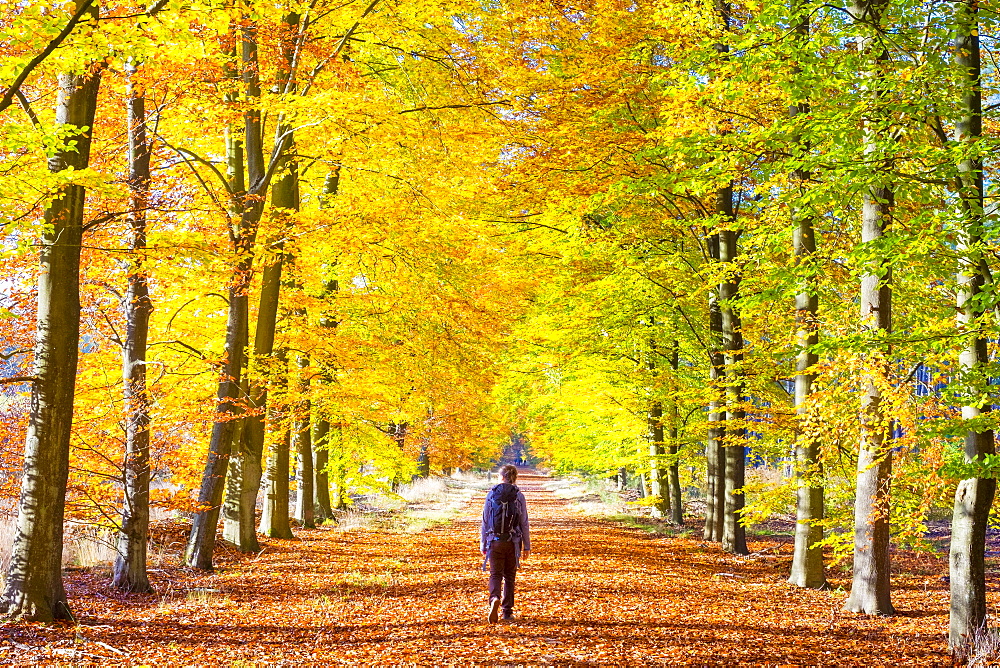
[486,483,520,541]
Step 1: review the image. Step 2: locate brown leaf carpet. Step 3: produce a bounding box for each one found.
[1,470,951,665]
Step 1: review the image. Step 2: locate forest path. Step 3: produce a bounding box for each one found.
[8,469,950,664]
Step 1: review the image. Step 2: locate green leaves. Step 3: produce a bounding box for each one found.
[942,445,1000,481]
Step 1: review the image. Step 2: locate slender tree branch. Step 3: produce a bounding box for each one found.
[399,101,512,114]
[0,376,37,385]
[100,0,169,20]
[14,90,40,126]
[0,0,98,116]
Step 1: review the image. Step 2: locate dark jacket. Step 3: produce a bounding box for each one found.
[480,484,531,564]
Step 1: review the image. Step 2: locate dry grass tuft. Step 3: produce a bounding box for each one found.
[63,526,119,571]
[397,476,449,504]
[960,625,1000,667]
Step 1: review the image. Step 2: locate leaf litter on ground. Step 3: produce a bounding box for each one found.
[0,471,958,665]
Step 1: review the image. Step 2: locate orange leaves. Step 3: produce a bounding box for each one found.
[3,470,953,664]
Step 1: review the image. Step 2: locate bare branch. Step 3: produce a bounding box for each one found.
[14,90,40,126]
[399,101,512,114]
[0,376,37,385]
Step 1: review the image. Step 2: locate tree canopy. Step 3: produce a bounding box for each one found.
[1,0,999,653]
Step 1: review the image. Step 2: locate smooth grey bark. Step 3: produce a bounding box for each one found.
[717,188,748,557]
[417,422,431,479]
[706,0,732,539]
[221,374,253,550]
[668,342,683,525]
[221,169,295,550]
[789,246,827,590]
[1,7,100,620]
[949,0,996,650]
[704,0,741,552]
[225,10,301,551]
[259,349,294,538]
[843,0,895,616]
[186,10,295,566]
[186,20,263,569]
[313,419,333,521]
[328,423,347,512]
[705,274,725,542]
[646,326,670,517]
[220,15,275,554]
[186,124,250,569]
[260,429,293,537]
[113,60,154,594]
[309,169,340,519]
[648,400,669,518]
[646,330,669,518]
[787,2,827,590]
[294,356,315,528]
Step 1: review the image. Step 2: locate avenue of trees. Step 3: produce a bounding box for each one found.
[0,0,998,656]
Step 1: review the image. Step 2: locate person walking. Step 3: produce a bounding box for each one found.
[480,464,530,623]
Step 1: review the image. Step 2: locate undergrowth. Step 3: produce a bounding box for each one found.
[331,470,489,534]
[544,473,692,538]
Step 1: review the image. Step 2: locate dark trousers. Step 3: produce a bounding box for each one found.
[488,540,516,612]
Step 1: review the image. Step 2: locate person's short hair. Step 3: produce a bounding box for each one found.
[499,464,518,484]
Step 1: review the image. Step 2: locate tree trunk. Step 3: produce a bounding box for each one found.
[260,430,294,538]
[843,0,895,616]
[646,328,669,518]
[705,0,736,551]
[389,421,408,491]
[329,424,347,511]
[668,342,683,525]
[186,12,284,567]
[294,356,314,528]
[718,196,748,556]
[220,13,275,554]
[222,162,295,549]
[705,281,725,542]
[0,10,101,620]
[787,3,826,590]
[113,60,154,594]
[843,194,895,614]
[186,26,253,569]
[313,419,333,521]
[417,439,431,479]
[844,421,894,615]
[306,170,340,519]
[221,381,259,551]
[186,242,250,568]
[949,0,996,650]
[648,400,668,517]
[259,350,294,538]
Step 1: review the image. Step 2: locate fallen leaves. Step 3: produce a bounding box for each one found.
[0,471,954,665]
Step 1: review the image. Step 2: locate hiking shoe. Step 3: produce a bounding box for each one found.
[488,597,500,624]
[502,610,515,621]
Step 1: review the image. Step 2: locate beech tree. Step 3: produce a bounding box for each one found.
[113,57,154,594]
[222,9,303,552]
[259,350,294,538]
[294,355,315,528]
[786,0,826,591]
[948,0,995,649]
[0,0,101,621]
[843,0,896,617]
[4,0,1000,645]
[186,12,271,569]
